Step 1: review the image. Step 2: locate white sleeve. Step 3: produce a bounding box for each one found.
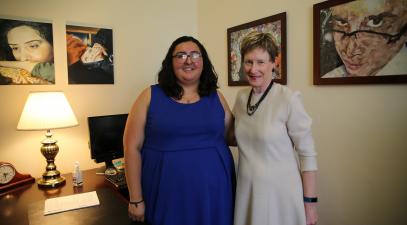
[287,91,318,172]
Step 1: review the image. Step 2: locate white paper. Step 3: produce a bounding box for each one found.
[44,191,100,215]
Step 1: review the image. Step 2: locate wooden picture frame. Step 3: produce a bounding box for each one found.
[313,0,407,85]
[227,12,287,86]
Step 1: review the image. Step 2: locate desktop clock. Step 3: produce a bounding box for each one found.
[0,162,35,193]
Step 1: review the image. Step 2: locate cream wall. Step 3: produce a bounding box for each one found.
[0,0,198,176]
[198,0,407,224]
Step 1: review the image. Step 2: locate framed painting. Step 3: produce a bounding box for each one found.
[0,18,55,85]
[227,12,287,86]
[66,25,114,84]
[313,0,407,85]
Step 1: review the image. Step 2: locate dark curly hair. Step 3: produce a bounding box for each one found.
[158,36,218,99]
[0,19,53,60]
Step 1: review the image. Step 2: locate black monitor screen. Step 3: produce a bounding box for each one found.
[88,114,128,164]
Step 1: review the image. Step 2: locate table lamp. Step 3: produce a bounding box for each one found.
[17,92,78,188]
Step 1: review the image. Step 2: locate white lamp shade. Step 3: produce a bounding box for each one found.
[17,92,79,130]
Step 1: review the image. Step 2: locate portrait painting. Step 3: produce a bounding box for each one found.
[66,25,114,84]
[227,12,287,86]
[313,0,407,85]
[0,18,55,85]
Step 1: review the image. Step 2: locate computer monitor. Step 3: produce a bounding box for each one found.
[87,114,128,174]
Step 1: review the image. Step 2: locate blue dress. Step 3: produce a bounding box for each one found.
[141,85,235,225]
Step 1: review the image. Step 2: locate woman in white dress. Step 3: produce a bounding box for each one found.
[233,31,318,225]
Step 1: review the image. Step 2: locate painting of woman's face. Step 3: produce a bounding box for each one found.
[7,25,54,62]
[330,0,407,76]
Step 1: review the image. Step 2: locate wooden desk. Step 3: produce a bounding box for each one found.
[0,168,130,225]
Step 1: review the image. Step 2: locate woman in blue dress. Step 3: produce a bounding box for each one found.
[124,36,235,225]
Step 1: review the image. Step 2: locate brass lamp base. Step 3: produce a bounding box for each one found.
[38,130,66,188]
[37,171,66,188]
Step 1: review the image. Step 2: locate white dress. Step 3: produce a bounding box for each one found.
[233,83,317,225]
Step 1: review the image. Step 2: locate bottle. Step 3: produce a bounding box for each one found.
[73,161,83,187]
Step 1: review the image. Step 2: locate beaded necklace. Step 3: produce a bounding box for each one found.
[246,81,273,116]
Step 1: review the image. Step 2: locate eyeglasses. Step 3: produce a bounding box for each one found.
[329,22,407,44]
[172,51,202,63]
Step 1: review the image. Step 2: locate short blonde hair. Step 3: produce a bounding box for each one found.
[240,31,279,63]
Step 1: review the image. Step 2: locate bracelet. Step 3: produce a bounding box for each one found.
[303,196,318,203]
[129,199,144,207]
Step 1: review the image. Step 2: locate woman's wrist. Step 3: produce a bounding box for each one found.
[303,196,318,203]
[129,199,144,207]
